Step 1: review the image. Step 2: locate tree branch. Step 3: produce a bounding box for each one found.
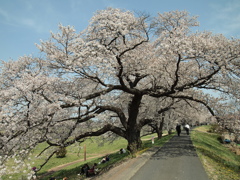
[96,105,127,129]
[64,124,126,147]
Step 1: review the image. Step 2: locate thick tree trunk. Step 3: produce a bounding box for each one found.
[156,129,163,139]
[168,129,173,135]
[126,93,143,155]
[157,113,165,139]
[126,129,142,155]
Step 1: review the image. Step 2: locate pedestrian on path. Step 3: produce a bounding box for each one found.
[176,123,181,136]
[96,129,209,180]
[185,123,190,135]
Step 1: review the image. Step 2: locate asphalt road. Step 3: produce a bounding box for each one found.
[93,131,210,180]
[130,131,209,180]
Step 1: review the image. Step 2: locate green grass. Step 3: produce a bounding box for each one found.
[39,151,130,180]
[141,133,174,149]
[191,126,240,180]
[36,137,128,173]
[6,127,240,180]
[2,137,128,180]
[38,133,175,180]
[2,133,175,180]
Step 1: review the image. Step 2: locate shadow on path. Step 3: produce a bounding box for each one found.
[94,131,209,180]
[130,131,210,180]
[151,132,198,160]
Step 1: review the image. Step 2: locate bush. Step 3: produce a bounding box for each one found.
[207,124,220,133]
[56,147,67,158]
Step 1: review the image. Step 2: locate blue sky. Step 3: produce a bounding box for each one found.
[0,0,240,61]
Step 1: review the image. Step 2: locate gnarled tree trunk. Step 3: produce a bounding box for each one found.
[157,113,165,139]
[126,129,142,155]
[126,93,143,155]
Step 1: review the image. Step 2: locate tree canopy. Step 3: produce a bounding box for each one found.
[0,8,240,178]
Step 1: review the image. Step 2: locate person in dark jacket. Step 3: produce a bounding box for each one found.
[80,164,90,176]
[176,123,181,136]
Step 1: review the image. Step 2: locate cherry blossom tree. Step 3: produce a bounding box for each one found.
[142,96,213,139]
[1,8,240,178]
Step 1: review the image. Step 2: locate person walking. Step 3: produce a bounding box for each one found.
[176,123,181,136]
[185,123,190,135]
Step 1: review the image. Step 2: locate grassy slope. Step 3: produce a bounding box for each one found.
[3,133,174,180]
[40,133,175,180]
[191,126,240,180]
[2,137,128,180]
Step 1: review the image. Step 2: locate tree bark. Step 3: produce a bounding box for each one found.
[157,113,165,139]
[126,129,142,155]
[156,129,163,139]
[156,112,165,139]
[126,93,143,154]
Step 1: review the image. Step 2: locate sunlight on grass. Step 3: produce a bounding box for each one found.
[191,126,240,180]
[3,133,175,180]
[2,137,128,180]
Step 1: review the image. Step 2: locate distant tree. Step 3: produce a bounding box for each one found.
[0,8,240,178]
[144,97,212,139]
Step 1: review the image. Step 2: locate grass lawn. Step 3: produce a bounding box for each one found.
[38,133,175,180]
[2,137,128,180]
[2,133,174,180]
[4,127,240,180]
[191,126,240,180]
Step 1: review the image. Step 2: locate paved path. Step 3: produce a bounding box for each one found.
[93,131,209,180]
